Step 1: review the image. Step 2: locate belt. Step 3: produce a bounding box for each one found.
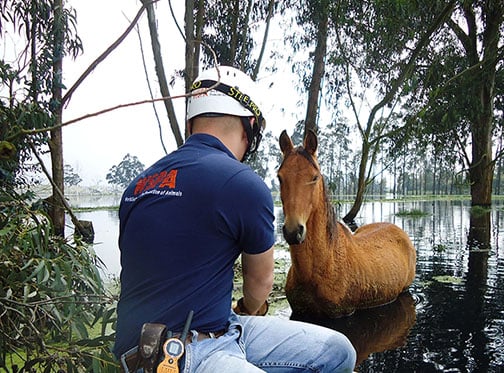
[120,330,226,373]
[174,329,226,344]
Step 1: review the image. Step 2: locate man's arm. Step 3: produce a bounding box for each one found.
[239,246,275,315]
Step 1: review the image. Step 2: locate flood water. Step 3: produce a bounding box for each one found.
[69,196,504,372]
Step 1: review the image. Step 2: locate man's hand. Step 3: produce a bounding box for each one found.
[233,297,269,316]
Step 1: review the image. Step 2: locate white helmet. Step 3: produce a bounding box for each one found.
[187,66,266,156]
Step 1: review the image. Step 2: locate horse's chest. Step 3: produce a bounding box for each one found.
[285,281,319,315]
[286,263,359,317]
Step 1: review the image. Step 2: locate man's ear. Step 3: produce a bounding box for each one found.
[186,120,193,135]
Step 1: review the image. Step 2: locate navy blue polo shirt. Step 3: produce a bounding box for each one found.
[113,134,275,357]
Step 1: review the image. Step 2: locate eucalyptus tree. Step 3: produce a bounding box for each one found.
[0,0,129,372]
[284,0,336,138]
[396,0,504,209]
[63,164,82,186]
[0,0,83,234]
[283,0,499,226]
[299,0,330,137]
[326,1,458,226]
[1,3,119,370]
[280,1,452,226]
[106,153,145,189]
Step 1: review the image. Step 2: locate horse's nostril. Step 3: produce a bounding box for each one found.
[296,225,304,242]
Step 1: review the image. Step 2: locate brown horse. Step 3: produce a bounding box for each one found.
[278,130,416,318]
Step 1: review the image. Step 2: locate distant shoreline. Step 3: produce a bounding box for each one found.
[28,184,504,208]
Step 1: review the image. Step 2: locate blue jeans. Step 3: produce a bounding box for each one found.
[177,312,356,372]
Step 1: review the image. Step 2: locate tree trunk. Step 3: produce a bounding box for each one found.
[469,112,495,206]
[229,0,239,64]
[238,0,253,70]
[304,3,328,137]
[49,0,65,236]
[185,0,195,139]
[252,0,274,80]
[184,0,195,88]
[466,0,501,207]
[343,143,368,230]
[142,0,183,147]
[185,0,204,139]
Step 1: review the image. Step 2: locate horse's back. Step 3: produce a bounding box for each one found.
[354,222,414,252]
[352,222,416,283]
[354,221,402,236]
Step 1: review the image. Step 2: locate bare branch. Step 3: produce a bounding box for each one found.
[61,0,160,106]
[11,42,219,138]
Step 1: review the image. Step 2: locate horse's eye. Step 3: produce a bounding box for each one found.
[306,175,319,185]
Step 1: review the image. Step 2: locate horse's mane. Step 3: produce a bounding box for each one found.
[293,147,337,241]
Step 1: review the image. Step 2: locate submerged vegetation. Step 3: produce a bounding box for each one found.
[395,208,429,217]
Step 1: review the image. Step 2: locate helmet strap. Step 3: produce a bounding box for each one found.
[240,117,262,162]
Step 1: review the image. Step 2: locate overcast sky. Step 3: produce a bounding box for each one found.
[62,0,301,186]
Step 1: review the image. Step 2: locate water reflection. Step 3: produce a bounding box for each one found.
[69,197,504,371]
[69,208,121,277]
[293,292,417,368]
[355,201,504,372]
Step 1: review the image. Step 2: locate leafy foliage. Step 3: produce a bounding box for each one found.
[106,153,145,189]
[286,0,502,215]
[0,189,118,372]
[0,0,82,188]
[0,78,52,186]
[0,0,82,100]
[1,2,119,371]
[199,0,273,71]
[63,164,82,186]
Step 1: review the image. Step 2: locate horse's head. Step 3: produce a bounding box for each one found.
[278,129,323,245]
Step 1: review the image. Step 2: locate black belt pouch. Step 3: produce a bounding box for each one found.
[139,323,167,373]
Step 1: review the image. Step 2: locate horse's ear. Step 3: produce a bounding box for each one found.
[304,129,318,155]
[279,130,294,155]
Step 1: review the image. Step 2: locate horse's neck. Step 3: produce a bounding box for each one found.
[305,198,338,252]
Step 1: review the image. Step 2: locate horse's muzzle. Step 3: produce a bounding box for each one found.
[283,224,306,245]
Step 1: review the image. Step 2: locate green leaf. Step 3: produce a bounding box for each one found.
[29,259,45,280]
[20,258,35,271]
[72,319,89,339]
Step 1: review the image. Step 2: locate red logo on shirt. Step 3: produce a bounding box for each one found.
[134,169,178,196]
